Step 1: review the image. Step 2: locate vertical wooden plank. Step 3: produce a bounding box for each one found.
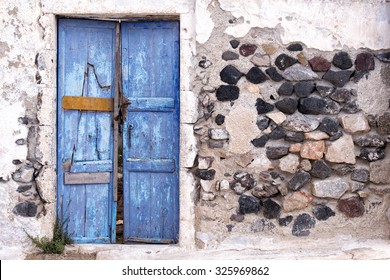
[122,21,180,243]
[57,19,116,244]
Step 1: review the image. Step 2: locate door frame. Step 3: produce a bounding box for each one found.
[42,8,197,247]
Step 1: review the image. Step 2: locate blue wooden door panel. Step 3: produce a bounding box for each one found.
[57,19,116,243]
[122,21,180,243]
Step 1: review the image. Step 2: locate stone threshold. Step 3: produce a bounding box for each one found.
[64,236,390,260]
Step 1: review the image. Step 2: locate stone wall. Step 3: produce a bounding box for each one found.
[0,0,389,255]
[193,0,390,247]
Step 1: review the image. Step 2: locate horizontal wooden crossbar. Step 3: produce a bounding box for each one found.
[62,96,113,112]
[64,172,111,185]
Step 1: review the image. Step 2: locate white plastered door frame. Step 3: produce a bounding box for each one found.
[40,0,198,248]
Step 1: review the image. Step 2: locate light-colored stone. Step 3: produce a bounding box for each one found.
[250,53,271,67]
[300,141,325,160]
[200,180,213,192]
[312,178,349,199]
[325,134,356,164]
[201,192,216,201]
[282,191,313,212]
[261,44,277,55]
[370,158,390,184]
[283,112,320,132]
[282,64,319,81]
[198,156,214,169]
[289,143,302,153]
[300,159,312,171]
[209,128,229,140]
[279,154,300,174]
[225,105,259,154]
[235,153,254,168]
[339,113,370,134]
[196,0,214,44]
[246,84,260,94]
[219,180,230,191]
[297,52,309,66]
[266,111,287,125]
[12,163,35,183]
[304,131,329,140]
[247,151,273,172]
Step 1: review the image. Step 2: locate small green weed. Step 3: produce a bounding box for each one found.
[26,218,73,254]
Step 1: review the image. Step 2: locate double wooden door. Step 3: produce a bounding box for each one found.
[57,19,179,244]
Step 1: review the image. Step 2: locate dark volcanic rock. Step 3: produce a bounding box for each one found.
[246,67,269,84]
[222,51,239,61]
[285,131,305,142]
[298,97,326,115]
[337,197,365,218]
[313,205,335,221]
[220,65,243,84]
[316,84,335,97]
[359,147,385,162]
[352,71,369,83]
[216,85,240,101]
[194,169,216,180]
[355,52,375,71]
[353,134,388,147]
[215,114,225,125]
[332,51,353,70]
[256,98,274,114]
[251,185,279,199]
[230,39,240,49]
[375,52,390,63]
[275,54,298,70]
[257,117,270,130]
[278,82,294,96]
[378,112,390,135]
[230,213,245,222]
[239,44,257,57]
[263,199,281,219]
[16,185,32,193]
[331,164,355,176]
[294,81,315,97]
[287,43,303,51]
[318,117,341,137]
[288,171,311,191]
[13,201,37,217]
[266,146,289,159]
[323,98,342,115]
[269,126,286,140]
[265,67,284,82]
[239,195,260,214]
[351,169,370,183]
[279,215,293,226]
[329,88,353,103]
[322,70,353,87]
[275,98,298,115]
[342,100,360,114]
[310,160,332,179]
[292,213,316,237]
[234,172,257,189]
[309,56,331,72]
[252,135,269,147]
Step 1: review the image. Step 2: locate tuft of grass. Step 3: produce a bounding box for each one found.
[26,218,73,254]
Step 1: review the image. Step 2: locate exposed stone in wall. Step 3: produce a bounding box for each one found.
[194,2,390,244]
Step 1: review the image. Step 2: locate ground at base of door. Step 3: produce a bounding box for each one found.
[18,235,390,260]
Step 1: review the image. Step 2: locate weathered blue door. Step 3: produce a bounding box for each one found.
[121,22,180,243]
[57,19,117,243]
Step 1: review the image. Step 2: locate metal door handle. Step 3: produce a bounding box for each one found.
[128,124,133,147]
